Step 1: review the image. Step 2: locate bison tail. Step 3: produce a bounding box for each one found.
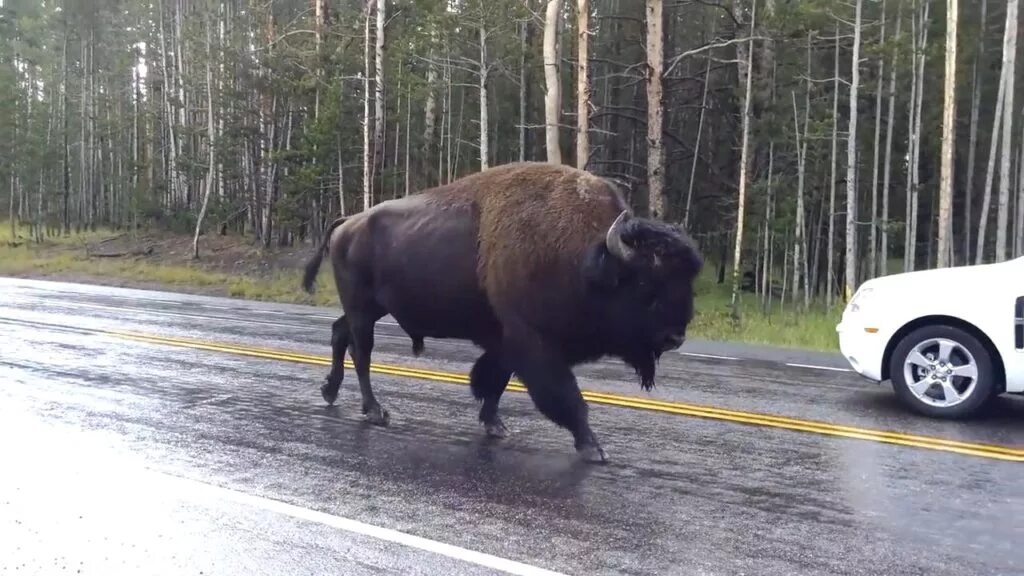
[302,216,348,294]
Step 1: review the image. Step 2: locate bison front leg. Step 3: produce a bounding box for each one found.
[506,337,607,463]
[469,349,513,438]
[321,315,349,405]
[349,318,390,426]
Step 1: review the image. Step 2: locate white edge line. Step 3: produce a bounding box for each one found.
[163,471,569,576]
[680,352,739,361]
[785,362,852,372]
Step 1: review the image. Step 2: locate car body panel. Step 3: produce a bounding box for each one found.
[836,256,1024,393]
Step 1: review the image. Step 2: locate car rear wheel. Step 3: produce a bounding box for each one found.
[888,324,997,419]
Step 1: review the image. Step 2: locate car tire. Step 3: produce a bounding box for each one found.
[888,324,997,419]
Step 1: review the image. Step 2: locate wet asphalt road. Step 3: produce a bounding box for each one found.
[1,277,1022,576]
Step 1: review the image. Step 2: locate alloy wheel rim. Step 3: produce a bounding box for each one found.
[901,337,979,408]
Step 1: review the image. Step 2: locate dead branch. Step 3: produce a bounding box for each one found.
[665,36,770,77]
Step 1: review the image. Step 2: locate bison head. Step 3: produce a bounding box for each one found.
[582,210,704,390]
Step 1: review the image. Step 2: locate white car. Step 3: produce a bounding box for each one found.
[836,255,1024,418]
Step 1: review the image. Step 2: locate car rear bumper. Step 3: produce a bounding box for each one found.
[836,321,885,382]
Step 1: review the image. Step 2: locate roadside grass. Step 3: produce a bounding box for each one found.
[689,274,841,351]
[1,222,841,352]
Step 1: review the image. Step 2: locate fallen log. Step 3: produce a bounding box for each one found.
[86,246,154,258]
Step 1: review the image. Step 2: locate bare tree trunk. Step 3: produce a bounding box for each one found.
[405,82,412,196]
[479,21,490,170]
[964,0,987,263]
[977,71,1006,263]
[423,30,438,182]
[577,0,590,170]
[730,0,756,319]
[442,51,452,182]
[363,0,374,211]
[373,0,386,194]
[792,90,809,308]
[868,0,887,278]
[936,0,958,267]
[911,0,930,268]
[519,19,529,162]
[543,0,562,164]
[684,56,711,227]
[337,135,346,216]
[995,0,1018,262]
[762,140,775,308]
[905,0,930,272]
[132,55,141,237]
[61,9,70,235]
[392,63,403,198]
[194,11,217,259]
[845,0,863,297]
[174,0,189,207]
[647,0,665,217]
[827,25,839,308]
[157,0,181,209]
[8,173,14,241]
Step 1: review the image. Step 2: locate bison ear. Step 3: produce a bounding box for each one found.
[582,242,623,292]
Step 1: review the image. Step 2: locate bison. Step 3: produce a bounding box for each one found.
[301,161,703,463]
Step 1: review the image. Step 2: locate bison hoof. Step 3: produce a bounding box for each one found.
[364,404,390,426]
[576,443,608,464]
[484,418,509,439]
[321,378,342,405]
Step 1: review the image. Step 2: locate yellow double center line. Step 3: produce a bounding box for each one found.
[105,329,1024,463]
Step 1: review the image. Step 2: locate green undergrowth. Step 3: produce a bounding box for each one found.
[1,222,841,352]
[689,274,841,351]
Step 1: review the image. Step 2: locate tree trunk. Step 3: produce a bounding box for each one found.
[827,26,839,308]
[797,34,812,307]
[936,0,958,267]
[363,0,374,211]
[976,70,1005,264]
[519,19,529,162]
[194,10,217,259]
[762,140,775,309]
[479,21,490,170]
[868,0,887,278]
[543,0,562,164]
[730,0,756,319]
[373,0,386,193]
[647,0,665,217]
[905,0,930,272]
[684,55,711,227]
[61,8,70,235]
[157,0,181,209]
[577,0,590,170]
[995,0,1018,262]
[405,81,412,196]
[964,0,987,263]
[845,0,863,297]
[423,29,438,183]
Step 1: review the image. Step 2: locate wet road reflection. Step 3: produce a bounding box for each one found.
[1,277,1022,575]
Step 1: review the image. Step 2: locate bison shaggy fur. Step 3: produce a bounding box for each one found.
[301,161,703,462]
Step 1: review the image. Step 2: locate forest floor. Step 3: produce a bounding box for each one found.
[0,222,842,351]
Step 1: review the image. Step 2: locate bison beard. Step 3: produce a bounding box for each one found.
[301,162,702,463]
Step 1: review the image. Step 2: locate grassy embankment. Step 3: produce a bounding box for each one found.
[0,222,842,351]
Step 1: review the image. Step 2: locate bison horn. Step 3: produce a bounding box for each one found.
[605,210,634,261]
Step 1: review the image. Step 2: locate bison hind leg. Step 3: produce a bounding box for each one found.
[469,349,513,439]
[348,313,390,426]
[322,315,350,405]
